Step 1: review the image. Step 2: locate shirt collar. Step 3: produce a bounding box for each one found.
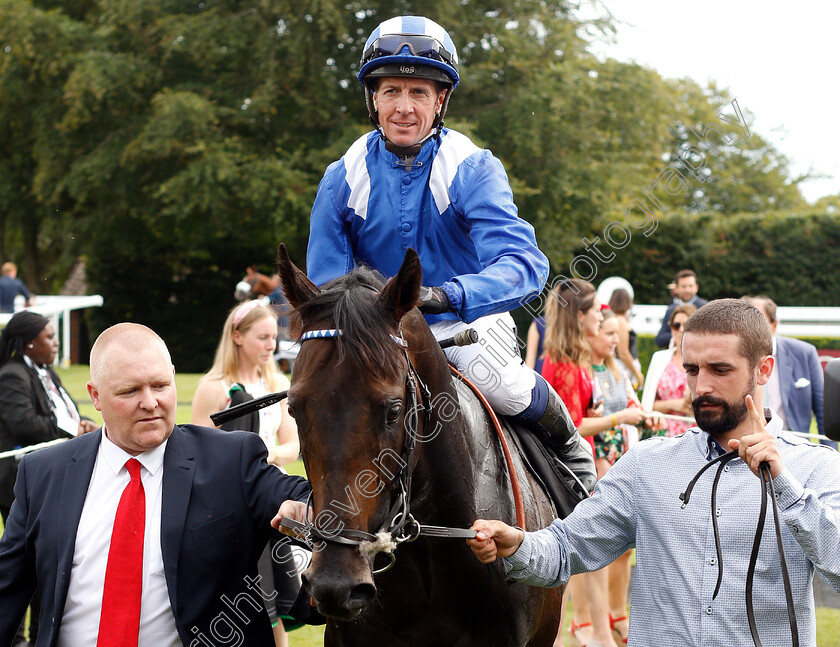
[22,354,43,371]
[100,427,167,477]
[697,408,783,460]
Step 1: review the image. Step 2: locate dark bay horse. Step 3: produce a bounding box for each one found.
[277,245,563,646]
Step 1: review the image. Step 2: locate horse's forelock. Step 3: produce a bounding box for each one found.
[290,268,404,380]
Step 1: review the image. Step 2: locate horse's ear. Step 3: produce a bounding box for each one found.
[276,244,318,307]
[378,248,422,324]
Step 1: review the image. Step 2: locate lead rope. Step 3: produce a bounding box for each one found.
[680,450,798,647]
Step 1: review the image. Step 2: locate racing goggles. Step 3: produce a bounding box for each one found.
[362,34,456,66]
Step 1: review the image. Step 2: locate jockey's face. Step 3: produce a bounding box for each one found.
[373,77,446,148]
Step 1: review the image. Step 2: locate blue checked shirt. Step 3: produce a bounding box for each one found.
[504,411,840,646]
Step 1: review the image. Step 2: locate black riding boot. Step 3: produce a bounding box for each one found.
[525,385,597,496]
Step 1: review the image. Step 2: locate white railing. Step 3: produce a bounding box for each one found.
[631,304,840,339]
[0,295,104,367]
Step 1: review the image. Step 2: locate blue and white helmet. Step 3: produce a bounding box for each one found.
[358,16,460,131]
[359,16,459,88]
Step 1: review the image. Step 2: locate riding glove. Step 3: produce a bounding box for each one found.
[418,286,451,315]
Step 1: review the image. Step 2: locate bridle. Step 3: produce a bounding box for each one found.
[280,327,476,574]
[680,448,798,647]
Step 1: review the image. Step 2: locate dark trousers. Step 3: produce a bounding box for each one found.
[0,504,39,645]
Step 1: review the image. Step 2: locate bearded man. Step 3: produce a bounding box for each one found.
[468,298,840,647]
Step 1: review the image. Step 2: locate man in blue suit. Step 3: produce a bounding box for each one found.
[743,296,828,446]
[0,323,310,646]
[655,269,707,348]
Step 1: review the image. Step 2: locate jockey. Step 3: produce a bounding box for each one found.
[306,16,596,495]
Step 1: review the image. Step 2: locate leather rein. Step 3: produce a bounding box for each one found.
[680,449,798,647]
[279,328,477,575]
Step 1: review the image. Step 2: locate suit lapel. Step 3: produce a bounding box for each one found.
[26,363,54,420]
[776,336,796,414]
[160,426,195,619]
[53,431,100,627]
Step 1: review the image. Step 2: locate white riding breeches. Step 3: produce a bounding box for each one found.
[431,313,535,416]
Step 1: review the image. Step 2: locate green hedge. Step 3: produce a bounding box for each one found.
[566,210,840,307]
[636,334,840,379]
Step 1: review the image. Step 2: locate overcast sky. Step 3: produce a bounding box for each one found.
[587,1,839,203]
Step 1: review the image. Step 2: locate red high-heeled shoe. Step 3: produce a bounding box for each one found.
[568,620,592,647]
[609,614,628,645]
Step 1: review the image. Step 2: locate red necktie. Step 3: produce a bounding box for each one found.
[97,458,145,647]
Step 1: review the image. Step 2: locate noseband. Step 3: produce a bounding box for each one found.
[280,327,476,574]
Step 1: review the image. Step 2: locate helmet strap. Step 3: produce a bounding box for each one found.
[383,130,439,157]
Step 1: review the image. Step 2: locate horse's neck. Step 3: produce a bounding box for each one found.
[401,315,508,521]
[254,274,273,296]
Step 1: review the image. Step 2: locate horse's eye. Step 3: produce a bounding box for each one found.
[386,403,402,424]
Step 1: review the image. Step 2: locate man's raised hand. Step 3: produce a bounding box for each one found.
[727,394,785,479]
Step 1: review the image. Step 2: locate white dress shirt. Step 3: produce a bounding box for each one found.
[58,431,180,647]
[23,355,81,435]
[765,336,788,430]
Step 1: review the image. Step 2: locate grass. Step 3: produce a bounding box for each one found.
[286,605,840,647]
[6,366,840,645]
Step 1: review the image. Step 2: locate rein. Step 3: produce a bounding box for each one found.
[679,449,798,647]
[280,326,476,575]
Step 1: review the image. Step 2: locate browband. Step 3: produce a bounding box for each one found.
[300,328,408,348]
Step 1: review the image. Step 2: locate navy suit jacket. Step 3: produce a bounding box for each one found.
[655,296,708,348]
[776,335,824,436]
[0,425,310,647]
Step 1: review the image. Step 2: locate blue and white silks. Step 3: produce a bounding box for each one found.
[306,128,549,325]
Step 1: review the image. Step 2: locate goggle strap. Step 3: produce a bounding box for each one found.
[363,35,454,65]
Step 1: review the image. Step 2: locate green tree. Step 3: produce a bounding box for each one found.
[0,0,815,368]
[0,0,91,290]
[662,79,806,214]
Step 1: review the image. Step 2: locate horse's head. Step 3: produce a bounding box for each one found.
[277,244,426,620]
[234,266,279,301]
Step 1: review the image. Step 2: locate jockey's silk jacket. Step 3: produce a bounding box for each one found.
[306,128,549,325]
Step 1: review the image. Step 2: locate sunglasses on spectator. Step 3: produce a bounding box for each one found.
[670,322,684,331]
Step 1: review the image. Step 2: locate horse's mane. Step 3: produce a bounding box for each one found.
[290,267,404,379]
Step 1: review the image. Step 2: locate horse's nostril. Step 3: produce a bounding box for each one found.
[347,582,376,610]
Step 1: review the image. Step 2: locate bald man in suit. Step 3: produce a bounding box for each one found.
[0,323,310,646]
